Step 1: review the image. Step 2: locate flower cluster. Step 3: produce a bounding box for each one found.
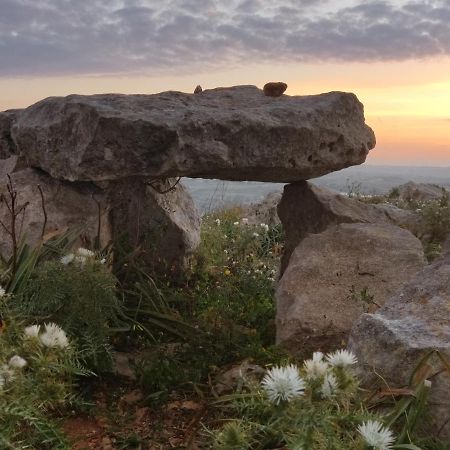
[24,323,69,349]
[257,349,395,449]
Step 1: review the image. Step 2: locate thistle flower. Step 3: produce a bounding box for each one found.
[215,218,221,226]
[358,420,395,450]
[39,323,69,349]
[260,223,269,232]
[8,355,27,369]
[320,373,338,398]
[326,349,357,367]
[0,285,5,297]
[261,364,306,405]
[24,324,41,339]
[60,253,75,265]
[304,351,329,380]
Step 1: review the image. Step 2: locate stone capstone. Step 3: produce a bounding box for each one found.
[349,243,450,439]
[11,86,375,182]
[276,223,425,355]
[278,181,422,274]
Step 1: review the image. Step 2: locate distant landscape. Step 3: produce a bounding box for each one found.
[185,164,450,213]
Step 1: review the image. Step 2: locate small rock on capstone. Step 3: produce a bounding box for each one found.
[263,82,288,97]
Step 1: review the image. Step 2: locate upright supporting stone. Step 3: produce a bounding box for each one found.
[108,178,201,274]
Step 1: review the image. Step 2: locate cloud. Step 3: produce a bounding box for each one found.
[0,0,449,76]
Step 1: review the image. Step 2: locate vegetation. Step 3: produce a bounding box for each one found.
[0,175,448,448]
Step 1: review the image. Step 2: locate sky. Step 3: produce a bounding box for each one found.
[0,0,449,166]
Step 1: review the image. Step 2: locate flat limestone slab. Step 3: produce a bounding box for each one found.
[10,86,375,182]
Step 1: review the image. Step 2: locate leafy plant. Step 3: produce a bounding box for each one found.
[209,349,443,450]
[9,249,125,372]
[0,309,88,449]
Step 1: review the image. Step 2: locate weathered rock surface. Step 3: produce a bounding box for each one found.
[0,110,21,159]
[108,178,201,272]
[241,191,282,226]
[0,168,111,257]
[278,181,422,274]
[349,243,450,439]
[0,156,20,179]
[394,181,448,203]
[276,223,425,354]
[0,170,201,270]
[11,86,375,182]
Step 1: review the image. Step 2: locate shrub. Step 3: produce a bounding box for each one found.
[0,311,88,449]
[10,248,126,372]
[210,349,430,449]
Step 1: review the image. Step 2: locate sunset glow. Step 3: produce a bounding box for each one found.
[1,0,449,167]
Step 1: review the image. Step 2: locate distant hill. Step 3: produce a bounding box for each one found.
[184,164,450,213]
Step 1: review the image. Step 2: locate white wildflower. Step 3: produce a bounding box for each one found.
[100,258,107,264]
[24,324,40,339]
[326,349,357,367]
[261,364,306,405]
[39,323,69,349]
[215,218,221,226]
[233,221,239,226]
[60,253,75,265]
[224,249,228,254]
[8,355,27,369]
[241,218,249,225]
[304,352,329,380]
[320,373,338,398]
[253,232,259,237]
[76,248,95,258]
[0,285,5,297]
[358,420,395,450]
[260,223,269,232]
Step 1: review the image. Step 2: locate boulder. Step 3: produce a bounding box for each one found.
[0,168,111,258]
[276,223,425,355]
[349,242,450,440]
[241,191,282,226]
[0,171,201,271]
[0,156,20,180]
[392,181,448,203]
[108,178,201,273]
[278,181,422,274]
[11,86,375,182]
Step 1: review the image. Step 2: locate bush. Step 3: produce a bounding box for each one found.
[0,310,88,449]
[10,248,126,372]
[211,349,430,449]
